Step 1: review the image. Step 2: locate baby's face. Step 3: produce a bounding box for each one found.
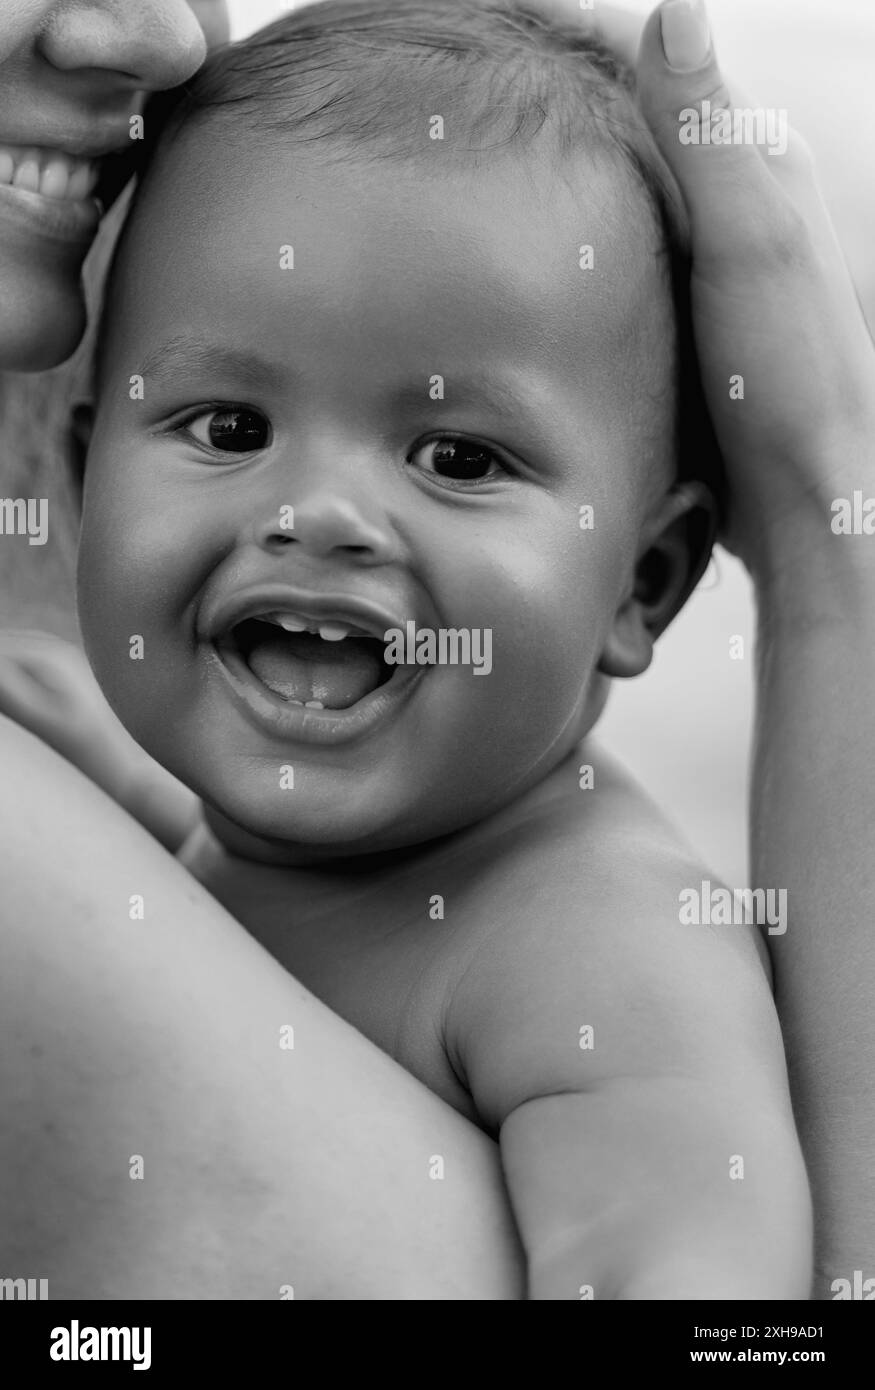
[78,122,674,859]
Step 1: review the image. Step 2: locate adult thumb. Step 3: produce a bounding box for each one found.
[636,0,776,259]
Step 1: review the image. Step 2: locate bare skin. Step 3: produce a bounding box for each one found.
[2,0,874,1299]
[0,714,524,1299]
[630,2,875,1297]
[0,0,523,1301]
[72,64,809,1302]
[183,746,809,1299]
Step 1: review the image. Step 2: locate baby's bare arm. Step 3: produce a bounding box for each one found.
[447,828,811,1299]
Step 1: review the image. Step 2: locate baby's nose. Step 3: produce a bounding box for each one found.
[252,493,396,565]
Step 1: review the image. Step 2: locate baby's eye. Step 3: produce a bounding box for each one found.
[182,406,270,454]
[408,436,506,483]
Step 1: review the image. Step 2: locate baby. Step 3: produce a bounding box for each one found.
[76,0,811,1298]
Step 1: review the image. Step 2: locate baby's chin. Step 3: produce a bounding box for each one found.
[194,734,585,868]
[200,795,444,869]
[177,686,604,867]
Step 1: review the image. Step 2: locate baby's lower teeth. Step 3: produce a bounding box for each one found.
[305,699,324,709]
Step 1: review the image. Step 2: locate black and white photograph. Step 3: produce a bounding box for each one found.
[0,0,873,1341]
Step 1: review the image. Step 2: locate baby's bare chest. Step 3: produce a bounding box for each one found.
[185,775,628,1127]
[193,843,488,1125]
[328,889,502,1121]
[290,909,488,1124]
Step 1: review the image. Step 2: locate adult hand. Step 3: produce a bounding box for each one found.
[633,0,875,584]
[536,0,875,1298]
[572,0,875,1299]
[544,0,875,586]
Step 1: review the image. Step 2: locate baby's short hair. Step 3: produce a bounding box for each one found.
[137,0,722,511]
[164,1,668,172]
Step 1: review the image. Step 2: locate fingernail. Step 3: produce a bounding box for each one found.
[660,0,711,72]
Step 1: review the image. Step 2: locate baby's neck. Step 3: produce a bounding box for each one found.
[196,732,592,874]
[181,741,591,944]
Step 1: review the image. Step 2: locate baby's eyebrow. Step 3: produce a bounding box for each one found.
[138,336,284,392]
[138,342,545,425]
[391,374,534,421]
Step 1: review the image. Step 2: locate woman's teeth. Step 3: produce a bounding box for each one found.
[0,145,99,202]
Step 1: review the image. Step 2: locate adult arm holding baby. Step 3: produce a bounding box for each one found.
[0,0,523,1301]
[619,0,875,1296]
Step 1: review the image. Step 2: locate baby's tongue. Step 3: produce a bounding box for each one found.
[246,628,385,709]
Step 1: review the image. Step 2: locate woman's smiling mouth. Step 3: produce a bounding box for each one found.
[0,144,100,201]
[0,139,133,245]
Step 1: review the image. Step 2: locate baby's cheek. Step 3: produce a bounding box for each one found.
[525,546,620,723]
[77,550,145,734]
[77,497,173,732]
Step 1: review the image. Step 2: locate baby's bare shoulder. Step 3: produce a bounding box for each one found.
[440,745,776,1129]
[448,742,738,945]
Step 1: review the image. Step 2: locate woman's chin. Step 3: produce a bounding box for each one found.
[0,265,87,371]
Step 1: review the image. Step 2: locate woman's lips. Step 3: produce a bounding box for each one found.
[0,141,120,246]
[0,179,101,246]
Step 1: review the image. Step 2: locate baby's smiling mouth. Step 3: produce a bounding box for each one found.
[227,612,392,710]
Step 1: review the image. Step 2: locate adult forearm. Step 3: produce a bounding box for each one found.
[752,548,875,1299]
[0,718,524,1299]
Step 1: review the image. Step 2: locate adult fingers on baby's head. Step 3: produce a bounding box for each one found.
[640,6,873,352]
[758,122,854,277]
[636,0,786,269]
[690,69,873,347]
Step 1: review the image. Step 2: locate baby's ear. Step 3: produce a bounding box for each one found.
[598,481,716,679]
